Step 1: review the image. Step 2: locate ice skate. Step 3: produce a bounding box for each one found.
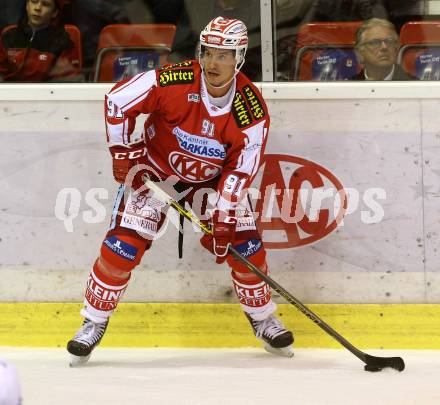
[246,313,294,358]
[67,318,109,367]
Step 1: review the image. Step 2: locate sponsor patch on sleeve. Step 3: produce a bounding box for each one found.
[159,68,195,87]
[233,238,263,258]
[232,91,253,128]
[243,85,266,120]
[103,236,138,261]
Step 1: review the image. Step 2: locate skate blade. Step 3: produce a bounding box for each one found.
[69,354,91,367]
[264,343,294,358]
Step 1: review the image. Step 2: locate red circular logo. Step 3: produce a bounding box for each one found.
[253,154,347,249]
[168,152,221,183]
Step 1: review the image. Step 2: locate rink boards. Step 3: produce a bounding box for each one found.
[2,302,440,349]
[1,82,440,348]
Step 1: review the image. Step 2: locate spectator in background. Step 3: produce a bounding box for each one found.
[0,358,21,405]
[0,0,80,82]
[275,0,390,80]
[351,18,416,80]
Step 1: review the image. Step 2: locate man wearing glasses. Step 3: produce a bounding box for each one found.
[351,18,416,80]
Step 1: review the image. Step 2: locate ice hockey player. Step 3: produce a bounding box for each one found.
[67,16,294,366]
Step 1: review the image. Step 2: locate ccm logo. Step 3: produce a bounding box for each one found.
[114,147,147,160]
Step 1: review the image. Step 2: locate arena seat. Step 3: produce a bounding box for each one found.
[64,24,82,71]
[1,24,82,71]
[398,21,440,80]
[93,24,176,82]
[293,21,362,81]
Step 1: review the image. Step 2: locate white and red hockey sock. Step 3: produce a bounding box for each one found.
[231,272,276,321]
[81,261,130,323]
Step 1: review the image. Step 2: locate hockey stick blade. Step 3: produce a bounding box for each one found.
[363,354,405,372]
[144,178,406,373]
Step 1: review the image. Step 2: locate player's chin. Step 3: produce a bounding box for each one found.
[207,78,225,87]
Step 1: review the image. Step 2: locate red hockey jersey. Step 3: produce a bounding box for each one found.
[106,60,270,212]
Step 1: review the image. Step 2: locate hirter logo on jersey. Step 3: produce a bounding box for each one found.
[159,69,195,87]
[169,152,222,182]
[243,85,265,120]
[232,91,252,128]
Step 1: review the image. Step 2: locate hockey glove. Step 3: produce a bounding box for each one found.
[200,210,237,264]
[110,144,147,191]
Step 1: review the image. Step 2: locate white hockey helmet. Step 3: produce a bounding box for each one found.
[199,16,248,71]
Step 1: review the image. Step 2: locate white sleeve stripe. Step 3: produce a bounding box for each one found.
[105,120,110,142]
[250,153,259,178]
[235,120,266,178]
[107,122,126,144]
[109,72,147,95]
[120,119,124,144]
[107,70,157,113]
[123,119,128,144]
[121,87,152,111]
[251,127,267,177]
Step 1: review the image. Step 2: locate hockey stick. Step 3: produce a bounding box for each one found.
[145,178,405,372]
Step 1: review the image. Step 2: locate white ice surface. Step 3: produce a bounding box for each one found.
[1,348,440,405]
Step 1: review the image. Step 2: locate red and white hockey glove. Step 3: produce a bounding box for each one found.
[200,210,237,264]
[110,144,147,191]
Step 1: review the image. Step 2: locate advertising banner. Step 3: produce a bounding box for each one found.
[0,98,438,303]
